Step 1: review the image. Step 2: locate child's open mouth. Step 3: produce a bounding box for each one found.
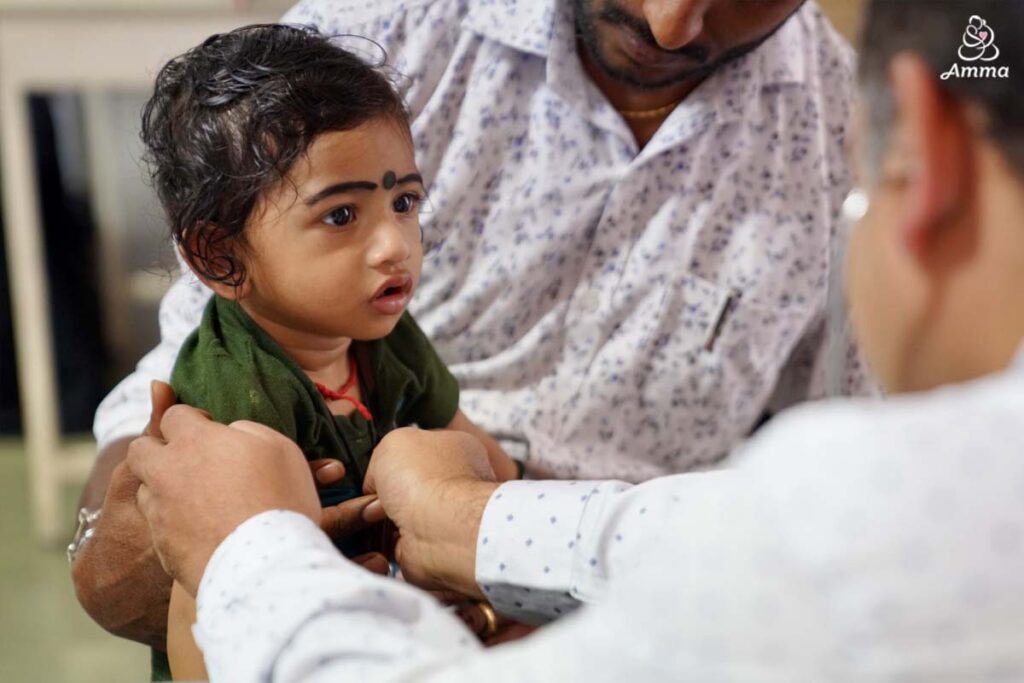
[370,274,414,315]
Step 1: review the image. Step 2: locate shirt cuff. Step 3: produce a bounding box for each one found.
[474,480,596,624]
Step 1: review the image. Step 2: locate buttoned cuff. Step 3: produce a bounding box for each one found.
[474,480,595,624]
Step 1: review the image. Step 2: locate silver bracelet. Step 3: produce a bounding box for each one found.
[67,507,102,564]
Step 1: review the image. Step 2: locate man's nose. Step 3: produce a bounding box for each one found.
[642,0,710,50]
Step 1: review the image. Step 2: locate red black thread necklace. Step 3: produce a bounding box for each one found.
[314,354,373,421]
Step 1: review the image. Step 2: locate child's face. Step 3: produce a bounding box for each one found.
[238,118,425,341]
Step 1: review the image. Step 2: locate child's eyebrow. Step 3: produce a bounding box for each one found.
[305,180,379,206]
[304,173,425,206]
[395,173,424,187]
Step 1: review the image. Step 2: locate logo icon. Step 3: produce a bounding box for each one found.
[958,15,1000,62]
[941,15,1009,80]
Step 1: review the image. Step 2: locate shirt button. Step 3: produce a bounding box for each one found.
[579,290,601,314]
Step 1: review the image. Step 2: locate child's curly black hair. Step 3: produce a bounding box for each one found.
[141,24,408,287]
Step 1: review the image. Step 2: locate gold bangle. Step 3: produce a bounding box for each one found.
[477,601,499,638]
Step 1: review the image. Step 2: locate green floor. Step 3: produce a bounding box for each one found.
[0,438,149,682]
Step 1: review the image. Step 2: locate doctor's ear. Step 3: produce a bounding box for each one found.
[887,52,974,255]
[177,223,252,300]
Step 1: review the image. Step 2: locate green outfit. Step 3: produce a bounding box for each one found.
[150,295,459,680]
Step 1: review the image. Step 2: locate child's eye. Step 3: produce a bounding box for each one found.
[393,193,422,214]
[322,205,356,227]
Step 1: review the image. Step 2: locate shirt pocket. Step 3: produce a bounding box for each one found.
[628,273,814,463]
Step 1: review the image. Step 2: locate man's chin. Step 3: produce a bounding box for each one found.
[603,61,709,91]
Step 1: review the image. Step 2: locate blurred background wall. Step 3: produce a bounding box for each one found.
[0,4,292,681]
[820,0,864,40]
[0,1,863,681]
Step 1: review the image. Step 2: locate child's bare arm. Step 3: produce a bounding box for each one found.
[445,409,521,482]
[167,580,208,681]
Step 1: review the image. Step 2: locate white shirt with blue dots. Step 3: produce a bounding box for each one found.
[195,349,1024,681]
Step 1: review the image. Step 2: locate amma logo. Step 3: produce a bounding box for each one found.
[941,15,1010,80]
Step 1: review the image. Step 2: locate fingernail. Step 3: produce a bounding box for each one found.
[314,463,343,484]
[363,499,384,522]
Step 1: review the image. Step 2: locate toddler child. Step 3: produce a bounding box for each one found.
[137,23,518,680]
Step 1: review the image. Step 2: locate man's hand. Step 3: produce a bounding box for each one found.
[128,405,321,595]
[71,381,177,648]
[364,427,499,598]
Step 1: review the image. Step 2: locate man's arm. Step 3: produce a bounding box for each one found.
[72,380,179,648]
[72,437,174,647]
[74,268,205,647]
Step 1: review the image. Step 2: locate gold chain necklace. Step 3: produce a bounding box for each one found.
[617,100,681,121]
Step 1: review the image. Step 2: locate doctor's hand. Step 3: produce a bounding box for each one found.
[365,427,499,598]
[127,405,321,596]
[145,382,388,575]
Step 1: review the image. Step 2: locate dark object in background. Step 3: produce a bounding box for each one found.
[0,171,19,434]
[31,94,109,434]
[0,96,108,435]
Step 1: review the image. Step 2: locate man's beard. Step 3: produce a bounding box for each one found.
[572,0,796,91]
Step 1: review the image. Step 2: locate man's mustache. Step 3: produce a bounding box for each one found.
[598,4,711,63]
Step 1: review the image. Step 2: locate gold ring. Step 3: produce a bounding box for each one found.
[477,601,499,638]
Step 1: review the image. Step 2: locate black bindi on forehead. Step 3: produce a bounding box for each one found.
[382,171,397,189]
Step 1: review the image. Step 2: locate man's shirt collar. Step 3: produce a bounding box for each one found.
[463,0,560,58]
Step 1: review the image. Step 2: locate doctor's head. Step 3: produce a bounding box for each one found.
[846,0,1024,393]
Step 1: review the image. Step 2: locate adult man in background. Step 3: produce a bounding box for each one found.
[73,0,860,649]
[130,1,1024,678]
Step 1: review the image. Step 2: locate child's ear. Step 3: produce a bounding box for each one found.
[177,224,252,300]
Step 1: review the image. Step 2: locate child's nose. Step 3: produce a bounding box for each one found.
[368,217,413,267]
